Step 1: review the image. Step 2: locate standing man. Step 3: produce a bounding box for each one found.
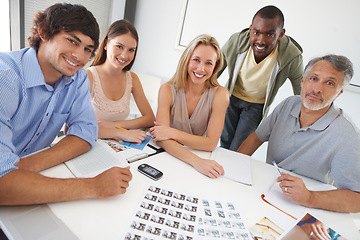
[0,3,132,205]
[219,5,303,151]
[238,55,360,213]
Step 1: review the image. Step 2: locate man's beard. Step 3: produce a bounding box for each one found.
[301,90,339,111]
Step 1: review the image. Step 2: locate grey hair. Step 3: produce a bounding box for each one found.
[303,55,354,87]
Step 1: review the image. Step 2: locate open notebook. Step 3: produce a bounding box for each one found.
[210,147,252,185]
[64,140,129,178]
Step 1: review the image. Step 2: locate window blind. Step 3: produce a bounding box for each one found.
[24,0,112,48]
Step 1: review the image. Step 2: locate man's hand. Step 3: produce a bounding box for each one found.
[92,166,132,199]
[276,173,312,206]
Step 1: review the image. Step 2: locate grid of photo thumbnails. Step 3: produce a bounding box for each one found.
[124,185,251,240]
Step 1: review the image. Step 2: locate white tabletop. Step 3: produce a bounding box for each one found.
[34,148,360,240]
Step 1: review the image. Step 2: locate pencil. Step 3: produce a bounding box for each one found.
[115,126,127,131]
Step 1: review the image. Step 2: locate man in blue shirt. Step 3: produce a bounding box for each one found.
[0,3,132,205]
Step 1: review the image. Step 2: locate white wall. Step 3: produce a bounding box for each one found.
[131,0,184,82]
[131,0,360,161]
[110,0,126,23]
[176,0,360,87]
[0,0,10,51]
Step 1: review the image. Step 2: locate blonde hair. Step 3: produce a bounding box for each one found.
[169,34,223,88]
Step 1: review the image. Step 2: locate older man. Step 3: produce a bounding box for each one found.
[238,55,360,213]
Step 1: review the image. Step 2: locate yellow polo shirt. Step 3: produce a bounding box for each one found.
[233,45,278,104]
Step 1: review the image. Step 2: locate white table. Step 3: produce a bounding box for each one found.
[2,149,360,239]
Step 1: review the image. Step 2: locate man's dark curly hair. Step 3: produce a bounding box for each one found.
[28,3,100,56]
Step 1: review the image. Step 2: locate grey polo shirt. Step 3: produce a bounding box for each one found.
[256,96,360,192]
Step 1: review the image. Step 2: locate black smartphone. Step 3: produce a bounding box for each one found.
[138,164,163,181]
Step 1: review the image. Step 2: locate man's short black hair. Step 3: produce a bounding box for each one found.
[252,5,284,29]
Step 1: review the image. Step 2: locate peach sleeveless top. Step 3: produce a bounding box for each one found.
[169,84,218,136]
[89,66,132,121]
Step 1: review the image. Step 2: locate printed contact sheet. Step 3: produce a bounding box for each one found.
[124,184,251,240]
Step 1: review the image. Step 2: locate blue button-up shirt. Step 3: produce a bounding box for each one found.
[0,48,98,177]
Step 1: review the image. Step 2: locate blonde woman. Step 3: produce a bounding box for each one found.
[87,20,155,143]
[150,34,229,178]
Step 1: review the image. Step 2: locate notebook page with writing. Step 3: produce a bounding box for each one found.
[64,140,128,178]
[210,147,252,185]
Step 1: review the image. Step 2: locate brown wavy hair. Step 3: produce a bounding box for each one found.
[28,3,99,57]
[90,20,138,71]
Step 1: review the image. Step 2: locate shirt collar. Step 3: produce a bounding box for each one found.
[291,98,340,131]
[248,43,279,63]
[23,47,74,90]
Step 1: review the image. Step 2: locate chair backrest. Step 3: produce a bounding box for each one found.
[129,72,162,117]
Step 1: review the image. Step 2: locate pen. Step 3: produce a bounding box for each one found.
[127,153,149,163]
[272,160,283,176]
[115,126,127,131]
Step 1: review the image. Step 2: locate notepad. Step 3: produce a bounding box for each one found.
[262,182,307,220]
[64,140,129,178]
[261,176,336,221]
[210,147,252,185]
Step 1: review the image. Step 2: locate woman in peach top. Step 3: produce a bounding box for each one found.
[87,20,154,143]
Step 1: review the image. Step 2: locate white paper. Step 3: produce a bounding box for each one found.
[263,170,337,222]
[264,181,308,220]
[210,147,252,186]
[64,140,129,178]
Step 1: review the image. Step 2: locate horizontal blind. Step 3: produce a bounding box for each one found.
[24,0,112,48]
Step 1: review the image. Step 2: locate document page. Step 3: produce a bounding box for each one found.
[264,181,308,220]
[64,140,128,178]
[210,147,252,185]
[263,172,337,221]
